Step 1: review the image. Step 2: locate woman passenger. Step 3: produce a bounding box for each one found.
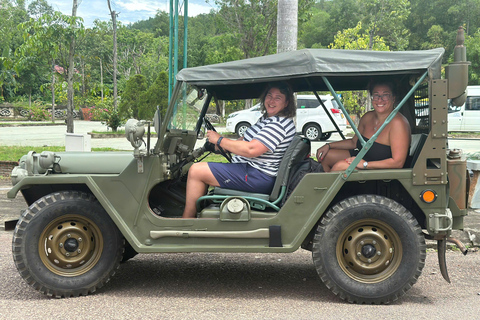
[316,80,411,172]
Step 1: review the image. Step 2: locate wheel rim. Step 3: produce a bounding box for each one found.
[238,125,248,137]
[305,126,319,140]
[38,214,104,276]
[336,219,402,283]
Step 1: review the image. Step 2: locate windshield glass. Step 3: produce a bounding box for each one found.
[168,82,206,131]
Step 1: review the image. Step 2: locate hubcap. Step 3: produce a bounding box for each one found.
[305,127,319,140]
[238,126,248,137]
[336,219,402,283]
[39,214,104,276]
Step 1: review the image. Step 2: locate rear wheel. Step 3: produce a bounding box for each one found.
[12,191,124,297]
[312,195,426,304]
[303,123,321,141]
[236,122,250,137]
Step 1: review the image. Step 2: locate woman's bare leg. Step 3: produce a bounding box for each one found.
[182,162,220,218]
[320,149,351,172]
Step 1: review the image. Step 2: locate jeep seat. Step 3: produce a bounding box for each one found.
[403,133,428,168]
[196,135,311,211]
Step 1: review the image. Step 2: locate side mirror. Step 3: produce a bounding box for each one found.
[153,106,161,134]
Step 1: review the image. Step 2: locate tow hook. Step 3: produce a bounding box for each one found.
[437,237,468,283]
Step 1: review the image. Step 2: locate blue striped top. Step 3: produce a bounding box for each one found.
[232,115,296,176]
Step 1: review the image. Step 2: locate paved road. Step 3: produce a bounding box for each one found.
[0,120,135,150]
[0,227,479,318]
[0,122,479,154]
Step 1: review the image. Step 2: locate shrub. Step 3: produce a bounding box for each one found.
[101,108,124,132]
[28,103,50,121]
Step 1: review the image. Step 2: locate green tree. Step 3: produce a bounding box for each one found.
[16,10,85,129]
[466,30,480,85]
[360,0,410,50]
[212,0,278,58]
[421,25,449,50]
[140,71,169,120]
[407,0,480,58]
[0,0,29,101]
[298,6,333,48]
[329,22,389,121]
[118,74,147,119]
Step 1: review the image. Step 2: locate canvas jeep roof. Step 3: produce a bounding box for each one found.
[176,48,445,100]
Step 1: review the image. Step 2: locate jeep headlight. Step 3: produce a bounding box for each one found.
[125,119,145,149]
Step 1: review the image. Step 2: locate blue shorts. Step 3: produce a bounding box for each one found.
[208,162,276,194]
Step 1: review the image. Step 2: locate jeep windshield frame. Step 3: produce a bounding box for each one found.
[159,48,445,163]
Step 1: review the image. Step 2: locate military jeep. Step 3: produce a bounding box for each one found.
[8,29,470,304]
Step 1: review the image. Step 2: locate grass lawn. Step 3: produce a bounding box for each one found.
[0,145,229,163]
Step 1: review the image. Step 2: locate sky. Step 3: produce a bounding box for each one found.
[40,0,216,27]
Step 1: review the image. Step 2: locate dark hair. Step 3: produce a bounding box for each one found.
[259,81,296,118]
[368,78,397,98]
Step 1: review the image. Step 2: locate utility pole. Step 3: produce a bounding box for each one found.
[168,0,188,102]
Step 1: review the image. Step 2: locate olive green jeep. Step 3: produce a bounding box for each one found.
[8,29,470,304]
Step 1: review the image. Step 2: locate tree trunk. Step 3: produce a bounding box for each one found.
[100,58,104,101]
[51,61,55,123]
[108,0,118,110]
[66,0,78,133]
[277,0,298,53]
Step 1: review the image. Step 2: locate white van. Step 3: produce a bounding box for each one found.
[225,95,347,140]
[448,85,480,132]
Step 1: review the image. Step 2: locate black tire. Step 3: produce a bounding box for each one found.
[312,195,426,304]
[235,122,250,137]
[320,132,332,141]
[121,240,138,263]
[12,191,124,297]
[303,123,322,141]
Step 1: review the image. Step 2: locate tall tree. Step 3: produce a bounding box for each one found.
[66,0,79,133]
[213,0,278,58]
[277,0,298,53]
[107,0,118,110]
[16,11,84,124]
[360,0,410,50]
[0,0,28,101]
[329,22,389,120]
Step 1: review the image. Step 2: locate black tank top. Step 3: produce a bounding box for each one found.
[349,135,392,161]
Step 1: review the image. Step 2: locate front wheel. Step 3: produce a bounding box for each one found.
[12,191,124,297]
[312,195,426,304]
[303,123,321,141]
[236,122,250,137]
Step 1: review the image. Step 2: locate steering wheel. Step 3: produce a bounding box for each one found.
[204,118,232,162]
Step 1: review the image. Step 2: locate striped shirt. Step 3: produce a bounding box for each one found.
[232,115,296,176]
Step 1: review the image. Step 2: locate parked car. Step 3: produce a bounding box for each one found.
[225,104,262,137]
[7,28,470,304]
[225,95,347,140]
[448,85,480,132]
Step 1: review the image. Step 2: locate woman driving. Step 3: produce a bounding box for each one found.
[182,82,296,218]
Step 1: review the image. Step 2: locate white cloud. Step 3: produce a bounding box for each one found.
[38,0,215,27]
[115,0,163,14]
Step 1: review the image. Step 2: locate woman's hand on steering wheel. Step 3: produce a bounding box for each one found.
[204,118,232,162]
